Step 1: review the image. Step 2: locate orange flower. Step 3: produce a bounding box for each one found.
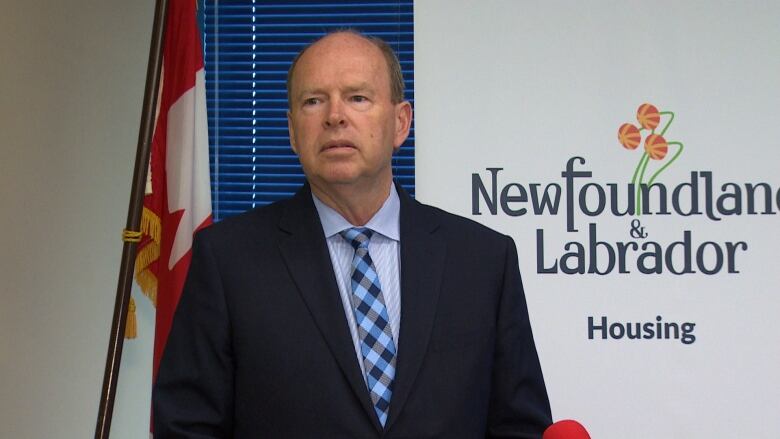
[618,123,641,150]
[637,103,660,130]
[644,134,668,160]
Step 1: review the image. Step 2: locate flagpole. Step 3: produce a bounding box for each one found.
[94,0,169,437]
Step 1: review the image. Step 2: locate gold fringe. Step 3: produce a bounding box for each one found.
[140,206,162,244]
[135,240,160,274]
[124,296,137,339]
[134,267,158,306]
[132,206,161,308]
[134,239,159,305]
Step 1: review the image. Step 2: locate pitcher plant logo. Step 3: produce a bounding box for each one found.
[470,102,780,275]
[618,103,685,215]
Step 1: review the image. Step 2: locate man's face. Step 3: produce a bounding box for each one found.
[287,33,411,194]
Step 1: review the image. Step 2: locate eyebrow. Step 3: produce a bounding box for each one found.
[296,82,376,101]
[343,82,375,94]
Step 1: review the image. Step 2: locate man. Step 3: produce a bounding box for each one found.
[153,30,552,438]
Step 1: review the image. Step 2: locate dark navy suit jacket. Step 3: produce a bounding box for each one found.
[153,183,551,438]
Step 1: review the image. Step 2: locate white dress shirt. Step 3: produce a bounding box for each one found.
[312,185,401,377]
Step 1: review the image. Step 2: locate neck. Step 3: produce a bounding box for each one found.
[310,177,393,226]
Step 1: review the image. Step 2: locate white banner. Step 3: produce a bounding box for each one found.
[415,2,780,437]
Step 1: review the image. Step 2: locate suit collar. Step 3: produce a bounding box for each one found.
[277,183,382,430]
[385,182,446,431]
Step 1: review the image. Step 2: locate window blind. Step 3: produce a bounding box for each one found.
[202,0,415,220]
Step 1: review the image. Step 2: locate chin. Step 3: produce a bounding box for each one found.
[317,166,364,184]
[314,172,362,188]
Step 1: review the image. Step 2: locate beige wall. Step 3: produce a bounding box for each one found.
[0,1,155,437]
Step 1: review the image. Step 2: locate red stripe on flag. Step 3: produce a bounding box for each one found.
[160,0,203,108]
[139,0,213,383]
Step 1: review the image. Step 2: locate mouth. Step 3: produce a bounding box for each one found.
[321,140,357,152]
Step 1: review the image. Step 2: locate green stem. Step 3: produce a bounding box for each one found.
[633,153,650,216]
[659,111,675,136]
[631,152,647,186]
[647,142,685,186]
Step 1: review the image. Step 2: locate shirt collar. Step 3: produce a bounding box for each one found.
[312,183,400,241]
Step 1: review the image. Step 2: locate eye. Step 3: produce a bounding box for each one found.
[302,97,321,106]
[350,95,368,103]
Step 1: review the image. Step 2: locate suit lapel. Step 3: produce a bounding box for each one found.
[386,184,446,430]
[276,185,381,431]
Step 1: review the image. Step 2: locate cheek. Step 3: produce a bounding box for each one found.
[294,122,319,145]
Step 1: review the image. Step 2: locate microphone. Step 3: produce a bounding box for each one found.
[542,419,591,439]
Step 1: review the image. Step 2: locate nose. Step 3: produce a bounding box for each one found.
[324,99,347,128]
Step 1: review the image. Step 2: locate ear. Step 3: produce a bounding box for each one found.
[287,110,298,155]
[392,101,412,150]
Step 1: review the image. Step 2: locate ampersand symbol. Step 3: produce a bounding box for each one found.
[630,219,648,239]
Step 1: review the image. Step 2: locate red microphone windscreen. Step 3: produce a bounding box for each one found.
[542,419,591,439]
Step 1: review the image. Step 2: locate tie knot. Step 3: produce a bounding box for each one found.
[340,227,373,249]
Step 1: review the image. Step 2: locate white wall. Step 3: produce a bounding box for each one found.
[415,2,780,438]
[0,1,155,437]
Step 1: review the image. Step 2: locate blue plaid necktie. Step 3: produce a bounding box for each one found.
[340,227,396,427]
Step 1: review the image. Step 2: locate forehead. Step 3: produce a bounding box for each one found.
[293,34,389,91]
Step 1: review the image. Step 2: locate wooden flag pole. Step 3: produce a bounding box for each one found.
[94,0,169,437]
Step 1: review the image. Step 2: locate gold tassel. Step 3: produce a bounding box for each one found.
[124,296,138,339]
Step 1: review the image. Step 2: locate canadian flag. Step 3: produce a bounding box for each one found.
[132,0,213,385]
